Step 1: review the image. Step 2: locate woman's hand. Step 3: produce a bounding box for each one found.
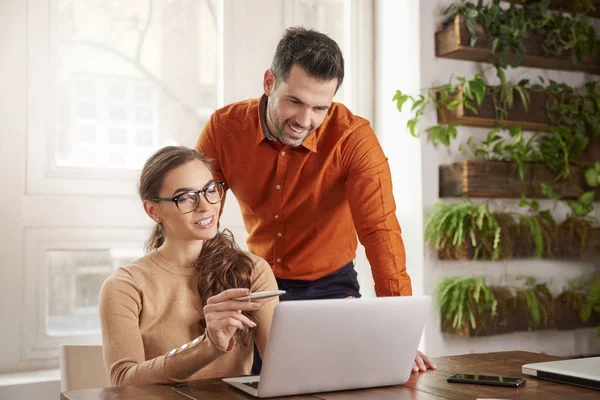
[203,288,261,350]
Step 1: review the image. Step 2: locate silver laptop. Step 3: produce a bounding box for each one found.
[522,357,600,390]
[223,296,431,398]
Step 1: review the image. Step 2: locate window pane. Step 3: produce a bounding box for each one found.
[55,0,220,169]
[47,249,141,336]
[286,0,347,103]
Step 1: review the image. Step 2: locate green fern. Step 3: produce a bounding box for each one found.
[437,276,498,331]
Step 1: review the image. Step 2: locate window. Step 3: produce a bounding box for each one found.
[21,228,147,362]
[27,0,221,195]
[8,0,374,371]
[47,249,141,336]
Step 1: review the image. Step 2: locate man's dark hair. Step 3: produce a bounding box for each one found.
[270,26,344,92]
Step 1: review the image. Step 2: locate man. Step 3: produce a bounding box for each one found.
[196,27,435,372]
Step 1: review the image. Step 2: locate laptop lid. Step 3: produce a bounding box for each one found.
[242,296,430,398]
[522,357,600,391]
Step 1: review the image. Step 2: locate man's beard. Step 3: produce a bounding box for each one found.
[268,104,312,148]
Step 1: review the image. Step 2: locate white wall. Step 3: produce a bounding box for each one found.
[0,0,30,374]
[376,0,600,357]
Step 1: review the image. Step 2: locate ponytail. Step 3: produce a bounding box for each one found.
[144,223,165,253]
[194,229,256,345]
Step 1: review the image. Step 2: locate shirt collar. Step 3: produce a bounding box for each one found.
[257,94,318,153]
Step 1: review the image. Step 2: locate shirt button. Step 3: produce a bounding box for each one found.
[168,349,177,356]
[276,185,281,190]
[274,215,280,219]
[281,151,286,156]
[181,343,188,350]
[277,232,282,237]
[276,258,281,263]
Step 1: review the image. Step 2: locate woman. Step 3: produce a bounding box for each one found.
[99,146,278,387]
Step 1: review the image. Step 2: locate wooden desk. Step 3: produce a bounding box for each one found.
[61,351,599,400]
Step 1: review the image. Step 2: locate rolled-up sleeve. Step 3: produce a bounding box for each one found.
[340,123,413,297]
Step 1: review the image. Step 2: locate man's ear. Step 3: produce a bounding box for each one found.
[263,69,276,96]
[143,200,161,222]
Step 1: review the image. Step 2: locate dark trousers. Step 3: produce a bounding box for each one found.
[251,261,361,374]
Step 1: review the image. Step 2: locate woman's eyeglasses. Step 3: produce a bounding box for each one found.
[153,181,225,214]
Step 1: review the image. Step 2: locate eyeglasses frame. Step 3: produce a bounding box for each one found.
[152,181,225,214]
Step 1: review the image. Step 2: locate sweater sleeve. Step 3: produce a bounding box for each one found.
[247,255,279,359]
[99,268,231,387]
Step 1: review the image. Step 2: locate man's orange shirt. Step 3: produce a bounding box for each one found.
[196,96,412,296]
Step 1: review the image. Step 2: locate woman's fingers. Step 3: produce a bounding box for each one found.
[206,288,250,304]
[207,310,256,329]
[204,300,261,314]
[211,317,245,331]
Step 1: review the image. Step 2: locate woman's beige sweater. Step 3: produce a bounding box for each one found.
[99,250,278,387]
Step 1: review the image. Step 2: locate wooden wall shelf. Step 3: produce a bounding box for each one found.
[504,0,600,18]
[581,137,600,164]
[438,227,600,261]
[437,86,549,131]
[439,160,599,199]
[441,290,600,337]
[435,15,600,75]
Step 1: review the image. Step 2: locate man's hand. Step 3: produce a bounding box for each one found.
[412,350,436,372]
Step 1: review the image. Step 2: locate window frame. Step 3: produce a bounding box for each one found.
[26,0,223,196]
[21,227,148,363]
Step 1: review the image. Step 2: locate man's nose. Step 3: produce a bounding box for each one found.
[295,108,311,128]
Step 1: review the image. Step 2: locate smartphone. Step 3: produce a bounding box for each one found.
[234,290,286,301]
[447,374,526,387]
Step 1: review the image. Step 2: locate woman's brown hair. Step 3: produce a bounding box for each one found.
[139,146,256,344]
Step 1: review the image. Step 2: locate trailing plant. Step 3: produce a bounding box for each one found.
[518,195,557,258]
[460,125,542,182]
[425,200,555,260]
[535,4,599,63]
[437,276,497,333]
[566,190,596,219]
[425,201,503,260]
[460,124,585,182]
[393,74,486,143]
[537,182,596,252]
[532,79,600,139]
[491,68,531,120]
[513,0,598,15]
[585,162,600,188]
[537,126,588,179]
[437,274,599,336]
[444,0,600,69]
[560,277,587,310]
[513,275,552,328]
[580,273,600,336]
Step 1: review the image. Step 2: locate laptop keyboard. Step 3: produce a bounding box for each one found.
[243,381,260,389]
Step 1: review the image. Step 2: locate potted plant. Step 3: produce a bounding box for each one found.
[580,274,600,336]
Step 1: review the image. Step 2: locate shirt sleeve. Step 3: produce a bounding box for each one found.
[99,269,231,387]
[247,254,279,359]
[340,122,413,297]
